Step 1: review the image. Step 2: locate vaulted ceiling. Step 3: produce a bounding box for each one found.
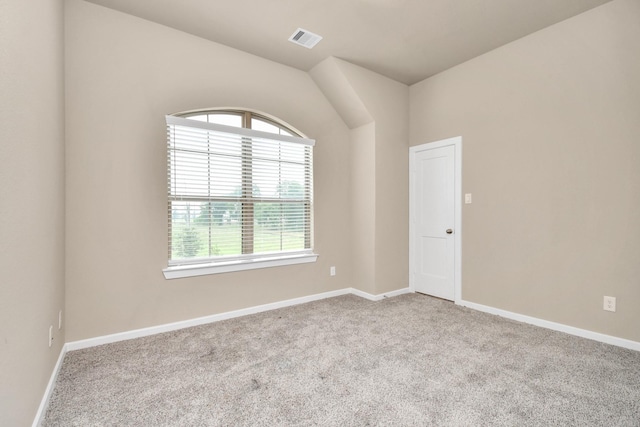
[85,0,612,85]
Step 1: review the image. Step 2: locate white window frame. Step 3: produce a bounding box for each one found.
[162,113,317,279]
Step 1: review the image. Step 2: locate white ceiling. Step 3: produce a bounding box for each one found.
[84,0,612,85]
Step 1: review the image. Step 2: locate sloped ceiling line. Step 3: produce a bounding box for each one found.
[310,57,373,130]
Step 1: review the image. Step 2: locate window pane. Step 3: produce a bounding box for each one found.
[170,201,203,259]
[251,160,306,199]
[209,155,242,197]
[254,202,306,253]
[171,201,242,260]
[277,179,305,199]
[251,118,280,134]
[252,159,280,197]
[251,117,296,136]
[252,138,307,163]
[208,114,242,127]
[279,163,305,193]
[170,150,211,197]
[199,201,242,256]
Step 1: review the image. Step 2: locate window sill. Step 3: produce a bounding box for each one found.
[163,253,319,279]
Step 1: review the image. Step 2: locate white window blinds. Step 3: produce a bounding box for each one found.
[166,115,314,266]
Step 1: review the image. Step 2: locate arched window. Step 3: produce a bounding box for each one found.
[163,109,316,279]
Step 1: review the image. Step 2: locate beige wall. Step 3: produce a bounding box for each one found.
[64,0,353,341]
[410,0,640,342]
[311,58,410,295]
[332,61,409,294]
[349,123,377,293]
[0,0,66,425]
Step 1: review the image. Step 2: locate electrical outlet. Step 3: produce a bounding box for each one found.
[330,266,336,276]
[49,325,54,348]
[603,296,616,312]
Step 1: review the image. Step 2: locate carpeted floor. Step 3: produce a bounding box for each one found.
[43,294,640,426]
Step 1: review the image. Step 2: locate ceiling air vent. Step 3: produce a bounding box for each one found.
[288,28,323,49]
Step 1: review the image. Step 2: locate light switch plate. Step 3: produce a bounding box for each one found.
[465,193,472,204]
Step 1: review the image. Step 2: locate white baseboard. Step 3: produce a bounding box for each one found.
[65,287,412,351]
[350,287,413,301]
[39,287,411,423]
[32,343,68,427]
[33,288,638,425]
[67,288,348,351]
[457,299,640,352]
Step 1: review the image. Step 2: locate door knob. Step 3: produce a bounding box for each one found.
[446,229,453,234]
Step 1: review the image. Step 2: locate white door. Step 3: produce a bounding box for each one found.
[410,139,460,301]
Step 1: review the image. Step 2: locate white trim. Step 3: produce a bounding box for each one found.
[32,344,68,427]
[39,287,411,421]
[163,253,318,279]
[458,299,640,352]
[66,287,411,351]
[350,287,413,301]
[409,136,462,302]
[67,288,348,350]
[34,288,640,424]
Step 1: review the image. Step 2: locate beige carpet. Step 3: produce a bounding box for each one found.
[43,293,640,426]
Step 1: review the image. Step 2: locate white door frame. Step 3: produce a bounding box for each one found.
[409,136,462,303]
